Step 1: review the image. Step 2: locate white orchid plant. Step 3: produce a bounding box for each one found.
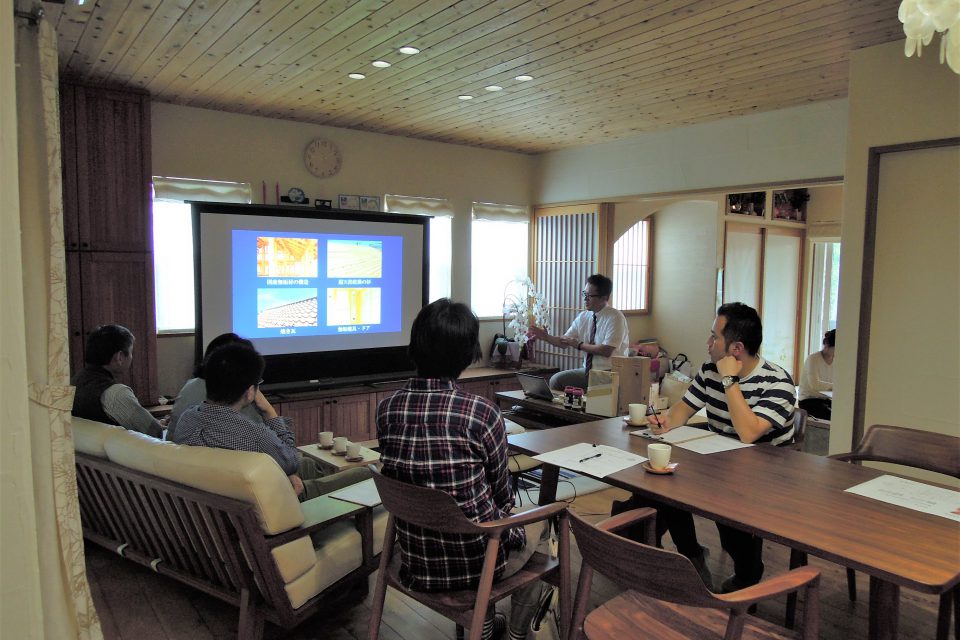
[899,0,960,73]
[502,278,549,346]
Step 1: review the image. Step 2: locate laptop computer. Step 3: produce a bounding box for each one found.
[516,372,562,401]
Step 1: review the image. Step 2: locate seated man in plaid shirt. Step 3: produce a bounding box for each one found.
[174,343,369,500]
[377,299,547,640]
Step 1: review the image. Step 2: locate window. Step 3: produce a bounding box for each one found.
[151,177,251,332]
[471,202,529,317]
[383,195,452,302]
[612,219,651,312]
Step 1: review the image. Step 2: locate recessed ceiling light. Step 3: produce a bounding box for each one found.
[398,46,420,55]
[484,85,503,92]
[515,75,533,81]
[348,73,366,80]
[458,94,474,100]
[371,60,391,68]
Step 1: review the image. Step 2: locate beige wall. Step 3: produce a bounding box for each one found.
[833,40,960,462]
[151,103,537,393]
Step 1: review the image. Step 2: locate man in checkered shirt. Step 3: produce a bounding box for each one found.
[174,343,369,500]
[377,299,547,640]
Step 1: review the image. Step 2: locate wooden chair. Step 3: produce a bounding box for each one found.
[791,408,808,452]
[786,424,960,638]
[569,508,820,640]
[368,469,570,640]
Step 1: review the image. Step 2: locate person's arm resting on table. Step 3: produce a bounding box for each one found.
[648,400,695,433]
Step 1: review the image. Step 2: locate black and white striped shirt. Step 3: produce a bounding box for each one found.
[682,359,796,446]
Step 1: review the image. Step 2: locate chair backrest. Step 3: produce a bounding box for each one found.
[840,424,960,478]
[371,469,491,536]
[568,510,718,609]
[792,407,808,450]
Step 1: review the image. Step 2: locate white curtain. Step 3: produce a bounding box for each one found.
[2,8,102,639]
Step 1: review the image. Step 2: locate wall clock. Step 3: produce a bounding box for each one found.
[303,138,342,178]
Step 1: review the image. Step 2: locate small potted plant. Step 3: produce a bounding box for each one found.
[500,278,550,368]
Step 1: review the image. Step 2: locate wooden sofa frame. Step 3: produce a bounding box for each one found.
[75,451,376,639]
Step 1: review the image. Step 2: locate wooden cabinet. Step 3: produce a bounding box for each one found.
[459,377,524,402]
[61,82,157,403]
[278,392,377,446]
[60,82,152,251]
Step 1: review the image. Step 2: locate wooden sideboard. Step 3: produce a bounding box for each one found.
[271,366,553,445]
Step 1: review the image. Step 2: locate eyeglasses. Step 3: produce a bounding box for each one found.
[582,292,602,299]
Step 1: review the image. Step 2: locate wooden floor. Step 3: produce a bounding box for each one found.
[85,486,943,639]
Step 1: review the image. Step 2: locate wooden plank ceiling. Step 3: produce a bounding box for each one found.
[45,0,904,154]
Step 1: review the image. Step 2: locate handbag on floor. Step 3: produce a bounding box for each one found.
[529,585,561,640]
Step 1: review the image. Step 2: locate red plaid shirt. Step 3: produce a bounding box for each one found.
[376,377,524,591]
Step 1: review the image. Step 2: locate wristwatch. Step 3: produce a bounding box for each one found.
[721,375,740,390]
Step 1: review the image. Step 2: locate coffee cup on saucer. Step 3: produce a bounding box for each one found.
[647,443,672,470]
[318,431,334,448]
[346,442,362,459]
[627,403,648,425]
[333,436,349,454]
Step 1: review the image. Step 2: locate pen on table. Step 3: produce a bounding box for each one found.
[578,452,602,463]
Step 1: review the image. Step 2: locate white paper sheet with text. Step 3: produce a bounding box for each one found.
[675,434,754,454]
[631,425,714,444]
[533,442,646,477]
[845,475,960,522]
[328,479,382,507]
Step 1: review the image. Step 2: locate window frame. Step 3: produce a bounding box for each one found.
[612,217,653,315]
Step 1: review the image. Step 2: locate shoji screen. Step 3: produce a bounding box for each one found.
[531,204,612,372]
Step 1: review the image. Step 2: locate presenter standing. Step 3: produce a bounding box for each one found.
[529,273,629,390]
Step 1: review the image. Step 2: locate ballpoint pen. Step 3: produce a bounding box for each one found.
[647,402,664,430]
[578,452,602,463]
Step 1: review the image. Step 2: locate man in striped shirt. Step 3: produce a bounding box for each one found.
[648,302,796,592]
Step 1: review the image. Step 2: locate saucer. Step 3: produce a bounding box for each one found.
[622,416,646,427]
[317,444,334,450]
[642,461,678,475]
[344,455,364,462]
[331,450,348,457]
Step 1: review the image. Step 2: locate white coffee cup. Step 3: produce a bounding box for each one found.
[628,403,648,425]
[648,443,672,470]
[319,431,334,447]
[333,436,349,454]
[346,442,362,459]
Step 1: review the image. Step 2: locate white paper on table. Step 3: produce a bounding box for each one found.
[845,475,960,522]
[533,442,646,477]
[675,434,753,454]
[631,425,714,444]
[328,479,382,507]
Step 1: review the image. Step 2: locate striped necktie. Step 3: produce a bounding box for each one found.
[584,313,598,377]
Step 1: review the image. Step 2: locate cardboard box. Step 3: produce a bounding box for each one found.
[585,369,619,417]
[611,355,670,416]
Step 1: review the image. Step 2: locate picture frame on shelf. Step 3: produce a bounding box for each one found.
[359,195,381,212]
[338,194,360,210]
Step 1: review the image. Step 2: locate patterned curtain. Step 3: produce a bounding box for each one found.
[13,14,103,639]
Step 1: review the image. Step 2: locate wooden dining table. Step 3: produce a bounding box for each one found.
[508,417,960,640]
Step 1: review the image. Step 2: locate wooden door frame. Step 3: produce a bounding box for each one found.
[851,136,960,447]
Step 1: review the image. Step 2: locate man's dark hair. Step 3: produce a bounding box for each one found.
[84,324,135,366]
[408,298,482,379]
[824,329,836,348]
[586,273,613,298]
[716,302,763,356]
[203,344,265,404]
[194,332,254,378]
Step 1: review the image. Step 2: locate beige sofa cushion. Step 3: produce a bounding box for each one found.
[72,417,126,457]
[102,428,304,535]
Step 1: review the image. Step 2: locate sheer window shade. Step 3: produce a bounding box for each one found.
[471,202,529,223]
[152,177,252,203]
[471,202,530,317]
[384,194,454,217]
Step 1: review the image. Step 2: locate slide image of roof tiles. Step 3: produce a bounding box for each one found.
[327,288,381,326]
[257,237,318,278]
[257,288,318,328]
[327,240,382,278]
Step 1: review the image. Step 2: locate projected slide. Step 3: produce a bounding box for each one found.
[231,230,402,339]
